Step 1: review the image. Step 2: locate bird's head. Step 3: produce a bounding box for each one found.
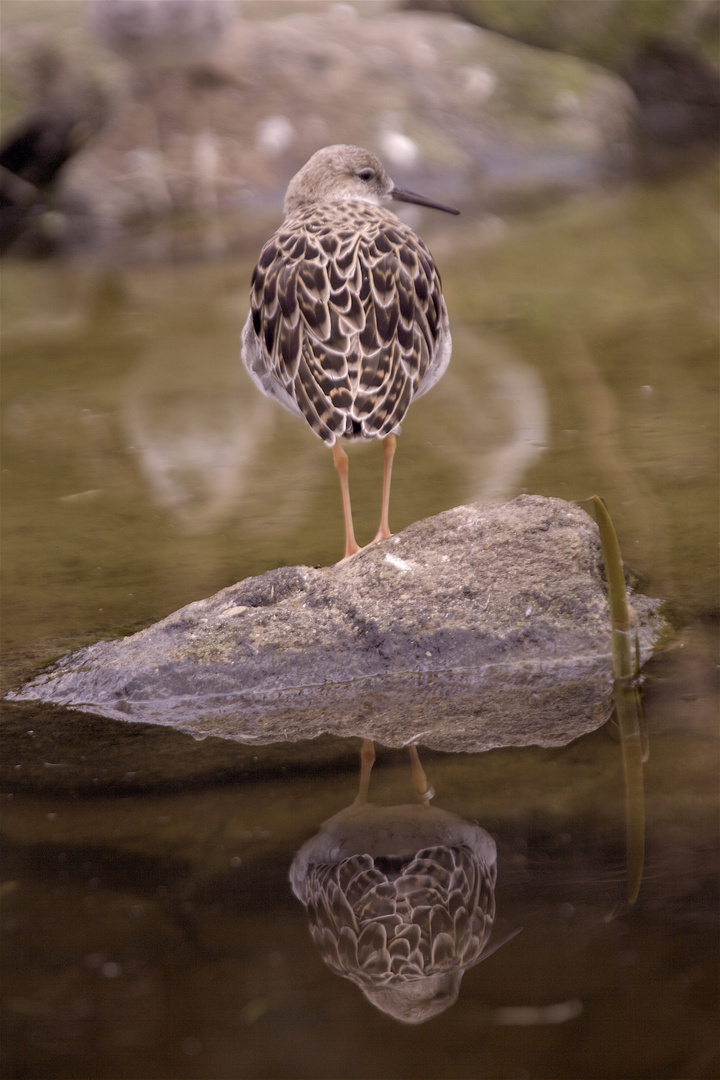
[283,144,459,217]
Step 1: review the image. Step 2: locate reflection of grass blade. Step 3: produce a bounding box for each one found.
[639,691,649,764]
[580,496,645,903]
[614,678,645,904]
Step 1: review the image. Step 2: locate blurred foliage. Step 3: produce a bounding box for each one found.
[442,0,720,69]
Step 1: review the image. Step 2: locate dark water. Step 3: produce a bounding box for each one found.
[2,167,718,1078]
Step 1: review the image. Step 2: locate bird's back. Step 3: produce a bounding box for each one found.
[242,201,451,445]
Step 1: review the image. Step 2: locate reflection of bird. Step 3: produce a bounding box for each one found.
[290,741,509,1024]
[241,144,458,561]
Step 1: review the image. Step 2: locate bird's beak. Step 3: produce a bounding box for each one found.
[391,186,460,215]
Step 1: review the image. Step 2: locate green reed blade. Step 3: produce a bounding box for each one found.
[583,495,634,677]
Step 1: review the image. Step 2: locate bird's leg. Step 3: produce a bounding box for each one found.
[408,745,434,809]
[331,441,360,560]
[353,739,376,806]
[372,433,397,545]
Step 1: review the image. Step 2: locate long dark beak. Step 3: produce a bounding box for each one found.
[391,186,460,215]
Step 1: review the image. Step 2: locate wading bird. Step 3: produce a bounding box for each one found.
[241,144,458,561]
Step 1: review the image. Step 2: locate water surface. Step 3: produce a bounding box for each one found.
[2,167,718,1077]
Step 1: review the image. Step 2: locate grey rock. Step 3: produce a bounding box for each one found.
[0,8,638,246]
[8,496,666,752]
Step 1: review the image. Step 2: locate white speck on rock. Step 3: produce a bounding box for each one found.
[219,605,249,619]
[385,553,412,573]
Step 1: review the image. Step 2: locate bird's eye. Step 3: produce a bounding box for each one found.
[356,168,375,182]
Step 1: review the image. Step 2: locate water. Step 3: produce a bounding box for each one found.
[1,167,718,1078]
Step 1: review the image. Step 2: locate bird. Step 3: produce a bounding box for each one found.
[289,740,511,1024]
[241,144,458,561]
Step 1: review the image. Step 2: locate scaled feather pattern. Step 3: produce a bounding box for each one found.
[303,843,496,987]
[243,201,450,446]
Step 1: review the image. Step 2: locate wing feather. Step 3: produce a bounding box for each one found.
[241,203,449,444]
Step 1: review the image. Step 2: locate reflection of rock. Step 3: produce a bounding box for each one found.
[122,344,275,533]
[291,741,506,1023]
[125,315,547,530]
[118,327,329,536]
[124,385,268,531]
[8,496,667,750]
[439,327,548,502]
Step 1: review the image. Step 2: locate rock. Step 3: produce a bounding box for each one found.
[1,8,637,250]
[87,0,237,70]
[7,496,666,753]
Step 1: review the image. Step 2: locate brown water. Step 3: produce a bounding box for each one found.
[1,167,718,1078]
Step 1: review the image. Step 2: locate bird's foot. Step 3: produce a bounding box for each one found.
[333,530,393,566]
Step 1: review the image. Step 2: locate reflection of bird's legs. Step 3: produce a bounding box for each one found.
[354,739,376,806]
[408,745,434,808]
[372,433,397,545]
[332,441,360,561]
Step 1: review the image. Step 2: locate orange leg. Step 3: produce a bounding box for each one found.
[331,441,360,560]
[353,739,376,806]
[408,745,434,808]
[371,433,397,545]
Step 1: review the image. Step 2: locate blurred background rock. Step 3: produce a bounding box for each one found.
[408,0,720,171]
[1,0,717,259]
